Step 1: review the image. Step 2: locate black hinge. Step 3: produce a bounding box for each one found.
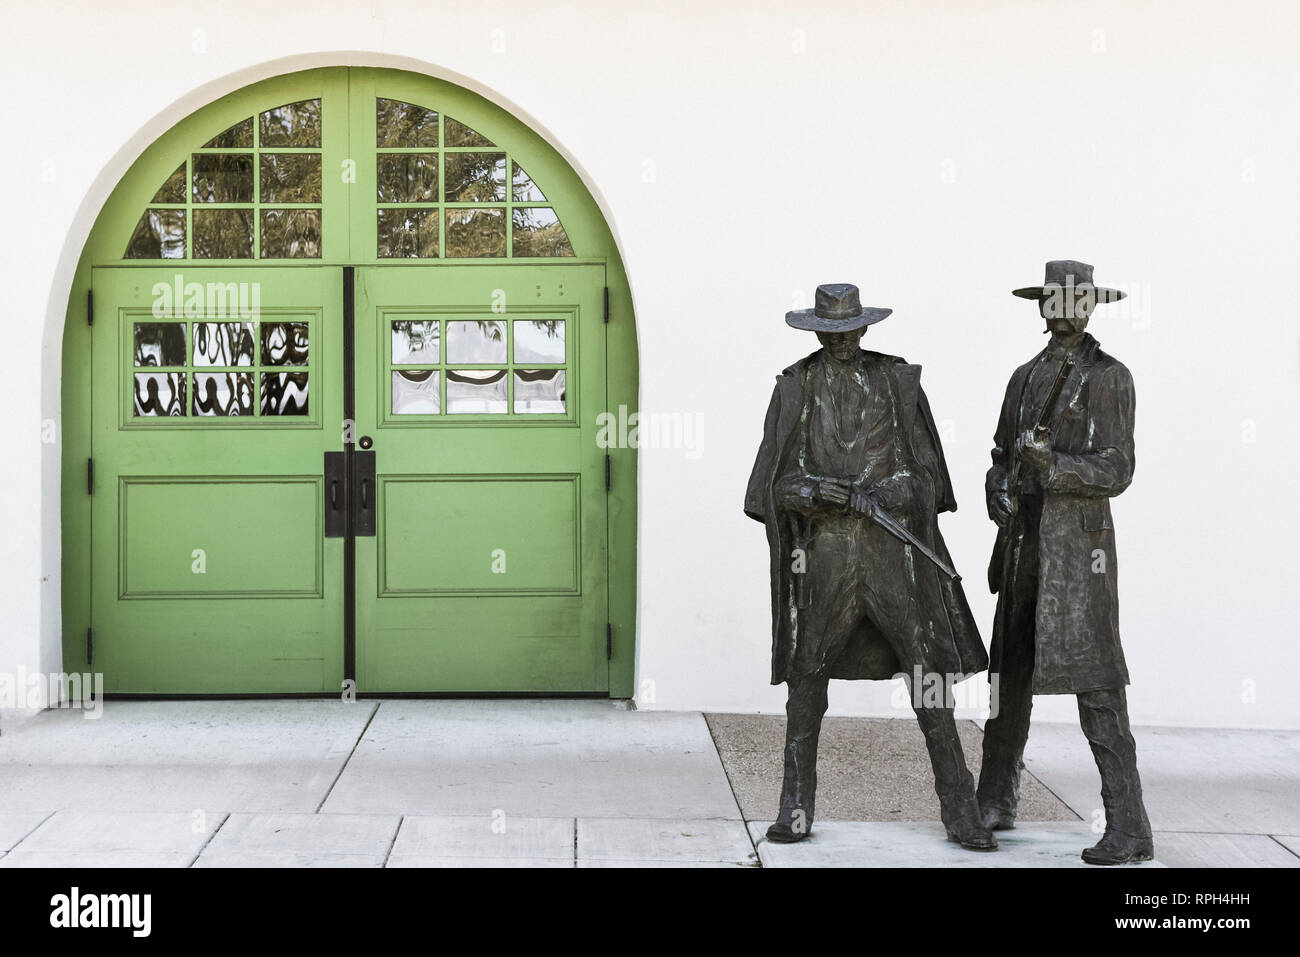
[606,623,613,660]
[86,627,94,666]
[603,286,610,324]
[86,457,94,495]
[86,289,93,327]
[604,454,611,492]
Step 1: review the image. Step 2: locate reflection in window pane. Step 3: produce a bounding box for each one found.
[391,320,440,364]
[153,164,188,203]
[376,98,438,147]
[445,208,505,258]
[377,208,438,258]
[514,370,566,414]
[193,208,254,258]
[260,372,309,415]
[193,322,255,366]
[376,153,437,202]
[512,163,546,202]
[446,320,506,363]
[259,99,322,147]
[260,209,322,259]
[203,118,254,148]
[125,209,186,259]
[446,369,508,414]
[392,370,440,414]
[192,154,254,203]
[134,323,187,367]
[261,322,309,366]
[513,320,565,363]
[444,116,495,147]
[444,153,507,201]
[193,372,254,416]
[134,373,186,416]
[260,154,321,203]
[512,207,574,257]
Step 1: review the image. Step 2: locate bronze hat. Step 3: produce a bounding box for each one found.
[1013,260,1126,304]
[786,283,892,332]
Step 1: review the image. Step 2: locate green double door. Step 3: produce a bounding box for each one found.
[90,263,608,693]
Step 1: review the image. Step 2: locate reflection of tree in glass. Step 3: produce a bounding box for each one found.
[259,100,321,148]
[261,323,309,365]
[194,373,252,415]
[134,323,186,366]
[194,209,254,258]
[376,99,438,147]
[134,374,185,416]
[446,208,505,257]
[261,372,309,415]
[446,153,505,202]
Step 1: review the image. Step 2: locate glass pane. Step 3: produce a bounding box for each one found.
[133,322,187,367]
[125,209,185,259]
[514,370,567,414]
[512,207,574,257]
[391,319,440,364]
[376,98,438,147]
[259,99,321,147]
[376,153,437,202]
[392,370,440,414]
[444,116,495,147]
[153,163,187,203]
[377,208,438,258]
[513,320,565,363]
[193,372,254,416]
[193,322,255,367]
[133,372,186,416]
[192,154,253,202]
[193,208,254,258]
[261,322,309,366]
[203,118,254,148]
[260,372,309,415]
[444,153,507,201]
[260,209,321,259]
[446,369,507,414]
[260,153,321,202]
[446,320,506,363]
[445,208,505,258]
[512,163,546,202]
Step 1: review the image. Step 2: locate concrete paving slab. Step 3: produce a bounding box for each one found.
[391,856,574,867]
[749,821,1165,868]
[1022,724,1300,835]
[387,815,574,865]
[578,817,757,866]
[323,701,741,819]
[577,859,752,867]
[194,812,399,868]
[1151,832,1300,868]
[0,813,52,851]
[0,811,222,868]
[1272,835,1300,857]
[0,701,377,813]
[707,714,1078,824]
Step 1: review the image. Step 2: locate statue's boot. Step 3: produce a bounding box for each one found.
[766,676,827,843]
[1078,689,1154,865]
[916,704,997,851]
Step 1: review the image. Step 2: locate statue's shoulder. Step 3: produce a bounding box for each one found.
[776,350,821,381]
[862,350,919,379]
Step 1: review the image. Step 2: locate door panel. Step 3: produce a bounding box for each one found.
[354,264,608,691]
[91,266,343,692]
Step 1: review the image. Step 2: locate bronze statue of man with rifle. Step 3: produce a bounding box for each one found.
[745,283,994,850]
[978,260,1154,865]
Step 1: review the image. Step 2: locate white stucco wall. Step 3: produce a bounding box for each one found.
[2,0,1296,729]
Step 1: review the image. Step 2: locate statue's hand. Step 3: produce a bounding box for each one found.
[814,477,852,508]
[849,488,878,516]
[1017,428,1053,473]
[989,489,1013,528]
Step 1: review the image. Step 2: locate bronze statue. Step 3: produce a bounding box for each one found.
[745,284,995,850]
[978,260,1154,865]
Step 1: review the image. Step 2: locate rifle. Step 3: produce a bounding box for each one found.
[859,498,962,582]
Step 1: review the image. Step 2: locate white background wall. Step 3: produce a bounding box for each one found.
[2,1,1296,729]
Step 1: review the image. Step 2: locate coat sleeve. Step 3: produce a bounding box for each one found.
[744,380,784,523]
[985,372,1020,518]
[1044,362,1136,497]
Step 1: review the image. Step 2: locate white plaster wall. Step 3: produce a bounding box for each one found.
[2,1,1296,729]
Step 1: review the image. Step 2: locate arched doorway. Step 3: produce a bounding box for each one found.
[61,67,637,695]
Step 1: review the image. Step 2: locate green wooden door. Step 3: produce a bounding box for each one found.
[90,266,344,692]
[353,264,609,691]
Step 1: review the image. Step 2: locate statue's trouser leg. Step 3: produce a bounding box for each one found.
[911,700,978,827]
[1077,687,1152,839]
[774,674,830,834]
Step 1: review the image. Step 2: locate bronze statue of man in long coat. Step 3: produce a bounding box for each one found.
[978,260,1154,865]
[745,283,994,849]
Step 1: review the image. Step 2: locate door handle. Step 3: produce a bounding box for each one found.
[353,450,377,537]
[324,452,345,538]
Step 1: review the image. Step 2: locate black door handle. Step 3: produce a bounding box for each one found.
[324,452,345,538]
[353,450,376,537]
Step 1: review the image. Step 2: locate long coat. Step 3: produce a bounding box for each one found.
[745,349,986,685]
[986,333,1134,694]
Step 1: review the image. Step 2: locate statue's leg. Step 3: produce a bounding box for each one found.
[767,673,830,843]
[909,692,995,850]
[1077,688,1154,864]
[975,588,1036,829]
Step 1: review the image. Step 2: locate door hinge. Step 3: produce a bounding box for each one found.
[86,627,94,666]
[86,457,94,495]
[606,623,613,660]
[603,286,610,324]
[604,454,611,492]
[86,289,93,327]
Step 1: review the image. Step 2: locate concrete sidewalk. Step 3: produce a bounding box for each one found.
[0,700,1295,867]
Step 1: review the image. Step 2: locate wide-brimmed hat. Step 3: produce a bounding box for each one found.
[786,283,892,332]
[1012,260,1126,304]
